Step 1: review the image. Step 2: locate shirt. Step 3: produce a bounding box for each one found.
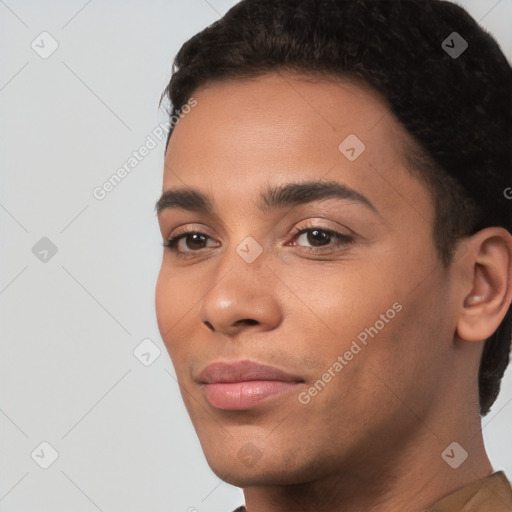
[232,471,512,511]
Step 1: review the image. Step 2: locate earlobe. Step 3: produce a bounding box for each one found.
[456,228,512,343]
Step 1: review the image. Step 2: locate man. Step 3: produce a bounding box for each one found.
[154,0,512,510]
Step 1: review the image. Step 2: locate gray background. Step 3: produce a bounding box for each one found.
[1,1,511,510]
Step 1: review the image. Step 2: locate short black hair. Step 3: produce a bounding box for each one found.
[161,0,512,416]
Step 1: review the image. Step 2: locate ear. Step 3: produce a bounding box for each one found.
[456,227,512,342]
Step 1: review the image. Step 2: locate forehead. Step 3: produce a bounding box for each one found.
[162,72,432,224]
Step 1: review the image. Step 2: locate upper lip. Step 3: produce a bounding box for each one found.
[197,360,304,384]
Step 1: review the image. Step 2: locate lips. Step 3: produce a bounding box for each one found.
[197,360,304,410]
[197,360,303,384]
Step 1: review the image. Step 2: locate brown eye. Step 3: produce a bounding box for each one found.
[288,227,354,254]
[162,231,218,257]
[304,229,331,246]
[291,227,352,246]
[180,233,208,250]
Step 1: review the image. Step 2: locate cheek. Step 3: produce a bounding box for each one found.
[154,267,171,335]
[283,262,402,353]
[154,265,194,356]
[281,248,440,392]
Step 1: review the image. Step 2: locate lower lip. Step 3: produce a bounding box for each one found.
[203,380,301,410]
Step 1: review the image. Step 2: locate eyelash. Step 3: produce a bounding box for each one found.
[162,225,354,259]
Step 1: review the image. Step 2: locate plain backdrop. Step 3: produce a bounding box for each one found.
[1,1,511,511]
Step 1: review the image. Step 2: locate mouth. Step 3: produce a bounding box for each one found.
[197,360,304,411]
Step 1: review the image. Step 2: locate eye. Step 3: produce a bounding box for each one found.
[162,225,355,259]
[162,230,218,258]
[287,226,354,254]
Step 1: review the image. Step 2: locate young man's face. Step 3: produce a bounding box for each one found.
[155,73,464,486]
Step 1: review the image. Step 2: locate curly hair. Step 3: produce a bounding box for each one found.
[161,0,512,416]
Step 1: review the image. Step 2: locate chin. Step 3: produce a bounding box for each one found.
[203,446,325,488]
[208,462,296,488]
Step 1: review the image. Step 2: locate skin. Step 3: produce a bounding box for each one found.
[154,72,512,512]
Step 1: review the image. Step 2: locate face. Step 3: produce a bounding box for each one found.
[155,73,459,487]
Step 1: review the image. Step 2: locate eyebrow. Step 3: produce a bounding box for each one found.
[154,180,379,217]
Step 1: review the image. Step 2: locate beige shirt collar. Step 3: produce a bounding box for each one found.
[425,471,512,512]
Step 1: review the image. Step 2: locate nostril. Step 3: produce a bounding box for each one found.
[204,321,215,331]
[234,319,258,326]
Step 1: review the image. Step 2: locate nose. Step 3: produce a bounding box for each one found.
[199,250,283,336]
